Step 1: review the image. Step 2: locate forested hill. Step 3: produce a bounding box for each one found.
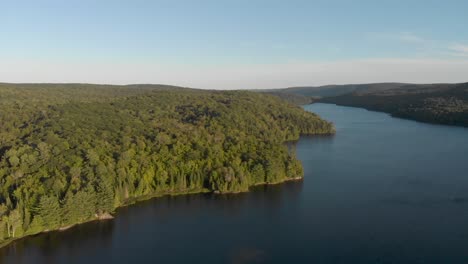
[0,83,334,246]
[261,83,409,98]
[260,82,468,127]
[320,83,468,127]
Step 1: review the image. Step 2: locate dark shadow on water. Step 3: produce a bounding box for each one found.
[228,247,266,264]
[0,220,115,264]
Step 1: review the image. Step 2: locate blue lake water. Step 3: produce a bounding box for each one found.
[2,103,468,264]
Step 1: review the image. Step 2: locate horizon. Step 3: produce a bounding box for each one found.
[2,0,468,89]
[2,80,468,91]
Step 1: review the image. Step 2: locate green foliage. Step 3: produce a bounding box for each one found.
[0,218,7,240]
[0,83,334,244]
[37,196,61,229]
[8,209,23,238]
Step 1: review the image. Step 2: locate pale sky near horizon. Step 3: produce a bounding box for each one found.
[2,0,468,89]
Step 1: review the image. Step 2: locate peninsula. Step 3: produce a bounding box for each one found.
[0,83,334,248]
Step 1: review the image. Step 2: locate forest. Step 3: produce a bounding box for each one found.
[0,83,334,246]
[319,83,468,127]
[264,82,468,127]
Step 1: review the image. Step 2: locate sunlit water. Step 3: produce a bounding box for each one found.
[2,103,468,264]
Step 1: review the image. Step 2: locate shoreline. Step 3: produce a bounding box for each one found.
[0,175,304,250]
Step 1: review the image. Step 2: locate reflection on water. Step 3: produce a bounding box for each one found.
[229,247,266,264]
[2,103,468,264]
[1,220,115,264]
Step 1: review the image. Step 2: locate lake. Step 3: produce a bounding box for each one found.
[2,103,468,264]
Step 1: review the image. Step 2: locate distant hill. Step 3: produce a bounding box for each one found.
[260,82,468,127]
[257,91,318,105]
[320,83,468,127]
[262,83,409,98]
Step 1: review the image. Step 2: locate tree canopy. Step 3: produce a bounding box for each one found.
[0,83,334,245]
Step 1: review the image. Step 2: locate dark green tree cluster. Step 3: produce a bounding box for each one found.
[0,83,334,244]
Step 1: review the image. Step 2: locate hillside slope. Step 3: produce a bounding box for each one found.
[320,83,468,127]
[264,83,409,98]
[259,82,468,127]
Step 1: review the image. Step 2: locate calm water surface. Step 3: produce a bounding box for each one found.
[2,103,468,264]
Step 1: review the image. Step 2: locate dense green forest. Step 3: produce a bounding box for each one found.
[319,83,468,127]
[0,83,334,246]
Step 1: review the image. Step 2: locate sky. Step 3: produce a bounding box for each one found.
[1,0,468,89]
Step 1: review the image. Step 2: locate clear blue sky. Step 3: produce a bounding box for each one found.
[2,0,468,89]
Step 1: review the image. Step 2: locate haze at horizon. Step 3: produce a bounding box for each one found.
[2,0,468,89]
